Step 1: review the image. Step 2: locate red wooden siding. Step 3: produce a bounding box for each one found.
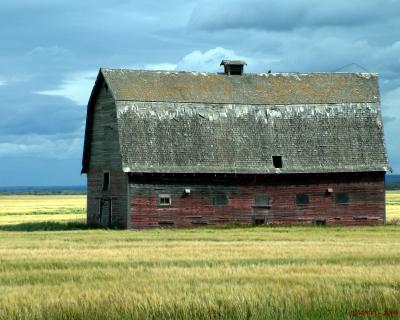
[129,172,385,229]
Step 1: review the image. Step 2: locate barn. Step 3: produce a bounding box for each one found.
[81,61,389,229]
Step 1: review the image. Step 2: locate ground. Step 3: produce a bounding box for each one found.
[0,192,399,319]
[386,190,400,222]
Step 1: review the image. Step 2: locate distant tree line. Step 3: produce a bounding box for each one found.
[0,182,399,195]
[385,182,400,190]
[0,186,87,195]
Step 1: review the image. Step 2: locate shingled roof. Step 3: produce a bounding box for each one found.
[101,68,380,104]
[82,68,388,174]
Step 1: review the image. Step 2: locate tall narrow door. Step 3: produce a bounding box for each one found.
[99,199,112,226]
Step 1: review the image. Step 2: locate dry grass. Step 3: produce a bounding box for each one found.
[0,195,85,214]
[0,195,85,225]
[0,193,399,319]
[387,190,400,222]
[0,227,399,319]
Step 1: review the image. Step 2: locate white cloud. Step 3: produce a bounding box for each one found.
[0,75,7,86]
[36,64,178,107]
[0,134,83,160]
[176,47,245,72]
[132,47,278,74]
[144,63,177,71]
[174,47,278,72]
[25,45,72,59]
[35,71,97,105]
[132,47,277,73]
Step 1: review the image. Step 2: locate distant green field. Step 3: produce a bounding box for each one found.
[0,194,399,319]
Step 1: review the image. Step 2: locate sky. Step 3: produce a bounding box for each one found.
[0,0,399,186]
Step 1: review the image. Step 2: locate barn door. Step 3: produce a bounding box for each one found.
[252,194,270,225]
[99,198,112,227]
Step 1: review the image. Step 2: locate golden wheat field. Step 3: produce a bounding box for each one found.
[0,192,399,319]
[386,190,400,222]
[0,195,85,225]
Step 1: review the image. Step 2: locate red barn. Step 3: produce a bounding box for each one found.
[82,61,389,228]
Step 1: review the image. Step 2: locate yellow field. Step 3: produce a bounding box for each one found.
[0,195,85,225]
[0,195,85,214]
[0,193,399,319]
[387,190,400,222]
[0,226,399,319]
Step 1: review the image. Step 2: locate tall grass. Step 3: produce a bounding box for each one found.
[0,194,399,319]
[0,226,399,319]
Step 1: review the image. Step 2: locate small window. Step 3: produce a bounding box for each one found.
[296,194,309,206]
[102,172,110,191]
[272,156,283,168]
[158,220,174,225]
[254,194,269,207]
[159,194,171,206]
[213,194,228,205]
[313,218,327,226]
[336,193,350,204]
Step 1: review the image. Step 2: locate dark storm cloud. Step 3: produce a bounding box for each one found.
[189,0,400,31]
[1,0,400,185]
[0,84,84,135]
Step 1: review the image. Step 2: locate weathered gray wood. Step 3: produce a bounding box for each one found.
[89,84,122,170]
[87,83,128,228]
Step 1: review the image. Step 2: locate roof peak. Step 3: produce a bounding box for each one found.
[220,60,247,66]
[100,68,378,77]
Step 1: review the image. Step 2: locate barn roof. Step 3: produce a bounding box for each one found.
[101,68,380,105]
[82,68,388,174]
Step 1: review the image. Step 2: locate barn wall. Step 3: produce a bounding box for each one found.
[128,172,385,229]
[89,83,122,169]
[87,169,128,227]
[86,82,128,227]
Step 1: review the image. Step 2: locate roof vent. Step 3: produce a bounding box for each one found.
[220,60,247,75]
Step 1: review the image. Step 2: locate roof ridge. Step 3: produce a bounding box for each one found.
[100,68,378,76]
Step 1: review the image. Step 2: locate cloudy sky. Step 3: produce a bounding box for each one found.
[0,0,399,186]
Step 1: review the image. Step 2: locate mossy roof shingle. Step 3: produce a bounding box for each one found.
[82,68,388,174]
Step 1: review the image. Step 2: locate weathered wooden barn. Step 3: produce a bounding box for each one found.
[82,61,389,228]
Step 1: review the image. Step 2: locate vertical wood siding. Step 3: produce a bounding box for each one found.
[129,172,385,229]
[89,84,122,170]
[87,169,128,227]
[86,83,128,227]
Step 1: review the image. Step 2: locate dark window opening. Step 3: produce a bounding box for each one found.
[191,220,208,225]
[313,219,327,226]
[353,216,368,221]
[102,172,110,191]
[336,193,350,204]
[296,194,310,206]
[159,194,171,206]
[213,194,228,205]
[158,220,174,226]
[229,65,243,75]
[254,194,269,207]
[252,216,265,225]
[272,156,283,168]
